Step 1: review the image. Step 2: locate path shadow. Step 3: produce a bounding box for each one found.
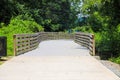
[74,46,88,50]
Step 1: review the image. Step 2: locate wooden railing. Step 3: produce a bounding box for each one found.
[13,32,95,56]
[13,32,74,56]
[40,32,74,40]
[13,33,40,56]
[74,32,95,56]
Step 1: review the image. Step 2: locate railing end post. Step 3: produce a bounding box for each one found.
[13,35,17,56]
[92,34,95,56]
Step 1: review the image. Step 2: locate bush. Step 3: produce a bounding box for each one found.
[72,26,93,33]
[95,31,111,52]
[0,16,44,56]
[94,31,113,59]
[95,24,120,59]
[109,57,120,64]
[108,24,120,63]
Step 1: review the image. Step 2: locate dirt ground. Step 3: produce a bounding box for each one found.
[100,60,120,77]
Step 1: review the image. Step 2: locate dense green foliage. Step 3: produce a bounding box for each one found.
[78,0,120,61]
[0,0,79,55]
[0,16,44,55]
[0,0,79,31]
[110,56,120,64]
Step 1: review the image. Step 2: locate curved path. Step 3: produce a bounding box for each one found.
[0,40,120,80]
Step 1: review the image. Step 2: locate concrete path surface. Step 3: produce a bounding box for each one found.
[21,40,90,56]
[0,40,120,80]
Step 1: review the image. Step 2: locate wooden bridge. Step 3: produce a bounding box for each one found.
[0,32,120,80]
[13,32,95,56]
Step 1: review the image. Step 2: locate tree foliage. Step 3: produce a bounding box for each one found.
[0,16,44,55]
[0,0,79,31]
[81,0,120,59]
[0,0,81,56]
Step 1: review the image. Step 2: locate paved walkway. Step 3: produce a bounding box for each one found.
[0,40,120,80]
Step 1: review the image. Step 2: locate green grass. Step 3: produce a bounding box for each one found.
[109,57,120,64]
[0,62,2,65]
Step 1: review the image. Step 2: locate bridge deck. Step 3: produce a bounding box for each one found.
[0,40,120,80]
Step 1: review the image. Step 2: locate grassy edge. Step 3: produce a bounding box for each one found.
[0,56,13,65]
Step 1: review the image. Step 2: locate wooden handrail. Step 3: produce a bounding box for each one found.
[13,32,74,56]
[13,32,95,56]
[74,32,95,56]
[13,33,40,56]
[39,32,74,40]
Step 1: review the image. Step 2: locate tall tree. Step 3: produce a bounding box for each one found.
[81,0,120,57]
[0,0,18,24]
[0,0,82,31]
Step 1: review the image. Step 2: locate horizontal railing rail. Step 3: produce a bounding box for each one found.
[13,33,40,56]
[74,32,95,56]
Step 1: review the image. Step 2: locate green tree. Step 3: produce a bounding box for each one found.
[81,0,120,58]
[0,0,18,24]
[0,0,82,31]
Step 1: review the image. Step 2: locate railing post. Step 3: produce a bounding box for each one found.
[38,32,41,43]
[74,32,95,56]
[13,35,17,56]
[92,34,95,56]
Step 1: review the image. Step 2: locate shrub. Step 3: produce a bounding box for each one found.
[109,57,120,64]
[72,26,93,33]
[95,25,120,59]
[0,16,44,56]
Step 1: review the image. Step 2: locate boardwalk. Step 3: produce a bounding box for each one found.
[0,40,120,80]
